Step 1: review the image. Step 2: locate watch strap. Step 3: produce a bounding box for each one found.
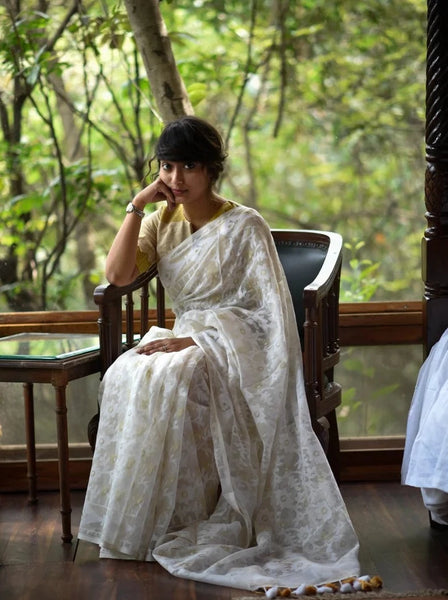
[126,202,145,218]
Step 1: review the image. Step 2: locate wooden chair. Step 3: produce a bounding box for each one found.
[271,229,343,478]
[91,229,343,478]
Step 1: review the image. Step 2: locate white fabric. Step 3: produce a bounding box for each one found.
[402,328,448,522]
[421,488,448,525]
[78,205,359,591]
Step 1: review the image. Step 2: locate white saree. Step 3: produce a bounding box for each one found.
[78,205,360,591]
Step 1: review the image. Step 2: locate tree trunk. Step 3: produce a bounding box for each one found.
[123,0,193,122]
[49,72,97,308]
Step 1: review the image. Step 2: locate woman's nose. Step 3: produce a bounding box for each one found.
[172,166,184,183]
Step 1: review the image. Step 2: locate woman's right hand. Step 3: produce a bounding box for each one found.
[136,337,197,355]
[133,178,176,211]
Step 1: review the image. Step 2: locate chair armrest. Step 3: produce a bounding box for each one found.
[303,231,343,308]
[94,264,160,376]
[302,231,342,419]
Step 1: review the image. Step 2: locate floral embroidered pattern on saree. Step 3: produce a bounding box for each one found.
[78,204,360,591]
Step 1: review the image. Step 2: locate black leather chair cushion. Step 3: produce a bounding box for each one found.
[274,240,327,345]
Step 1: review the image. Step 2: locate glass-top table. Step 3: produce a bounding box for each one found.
[0,332,100,360]
[0,331,102,543]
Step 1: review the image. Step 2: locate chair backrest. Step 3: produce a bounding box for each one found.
[272,230,331,346]
[271,228,343,371]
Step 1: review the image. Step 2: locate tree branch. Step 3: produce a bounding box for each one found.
[224,0,258,151]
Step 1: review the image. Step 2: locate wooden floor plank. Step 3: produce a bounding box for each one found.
[1,484,448,599]
[342,482,448,592]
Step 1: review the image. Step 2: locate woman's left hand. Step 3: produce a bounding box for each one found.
[136,337,197,355]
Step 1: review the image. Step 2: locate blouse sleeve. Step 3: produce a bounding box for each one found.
[136,207,162,273]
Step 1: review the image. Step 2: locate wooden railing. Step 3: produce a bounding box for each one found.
[0,301,424,487]
[0,301,424,346]
[339,301,423,346]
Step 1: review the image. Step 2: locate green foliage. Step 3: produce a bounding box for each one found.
[0,0,427,311]
[341,240,382,302]
[337,344,421,437]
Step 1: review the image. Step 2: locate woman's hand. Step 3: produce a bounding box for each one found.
[133,178,176,211]
[105,179,175,287]
[136,337,197,355]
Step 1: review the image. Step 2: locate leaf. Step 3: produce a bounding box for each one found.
[187,82,207,106]
[26,62,41,85]
[371,383,400,399]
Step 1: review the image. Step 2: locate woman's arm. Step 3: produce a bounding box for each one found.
[105,179,175,286]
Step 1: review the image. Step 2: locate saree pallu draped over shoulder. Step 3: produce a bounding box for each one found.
[78,205,360,591]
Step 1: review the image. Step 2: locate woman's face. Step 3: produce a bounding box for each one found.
[159,160,211,206]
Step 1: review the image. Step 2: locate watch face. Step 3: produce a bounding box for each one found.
[126,202,144,217]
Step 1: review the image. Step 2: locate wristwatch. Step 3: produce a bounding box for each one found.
[126,202,145,218]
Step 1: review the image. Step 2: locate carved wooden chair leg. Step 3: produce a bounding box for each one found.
[326,409,341,482]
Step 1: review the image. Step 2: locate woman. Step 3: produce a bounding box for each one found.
[402,328,448,529]
[78,116,360,592]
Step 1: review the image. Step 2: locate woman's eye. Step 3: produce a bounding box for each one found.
[184,162,196,170]
[161,163,171,170]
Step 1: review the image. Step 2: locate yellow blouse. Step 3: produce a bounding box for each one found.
[136,201,236,273]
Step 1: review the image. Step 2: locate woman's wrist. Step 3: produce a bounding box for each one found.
[131,195,147,212]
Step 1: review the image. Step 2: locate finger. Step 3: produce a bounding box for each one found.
[164,194,176,211]
[155,179,175,208]
[154,187,170,203]
[136,344,158,355]
[155,343,168,353]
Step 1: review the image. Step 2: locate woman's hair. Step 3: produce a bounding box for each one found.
[149,116,227,185]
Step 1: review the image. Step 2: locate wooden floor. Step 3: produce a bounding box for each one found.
[1,482,448,599]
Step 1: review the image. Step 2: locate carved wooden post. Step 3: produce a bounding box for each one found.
[423,0,448,355]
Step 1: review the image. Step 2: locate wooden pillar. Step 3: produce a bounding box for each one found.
[423,0,448,355]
